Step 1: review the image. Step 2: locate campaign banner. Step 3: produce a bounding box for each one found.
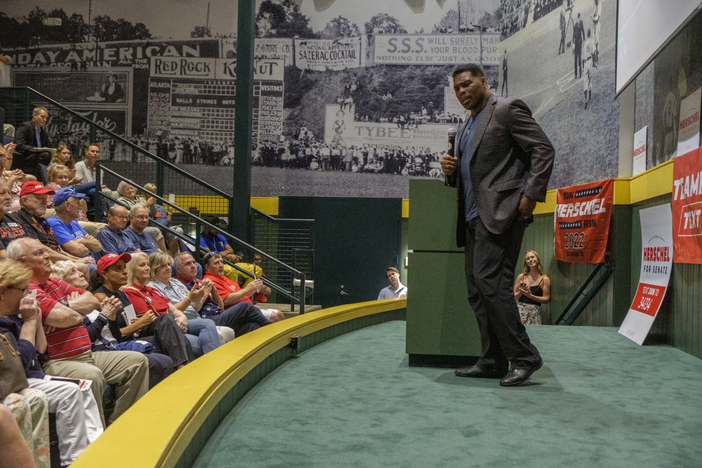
[619,204,673,345]
[554,179,613,263]
[633,126,647,176]
[295,37,362,71]
[672,147,702,263]
[374,33,501,65]
[677,87,701,157]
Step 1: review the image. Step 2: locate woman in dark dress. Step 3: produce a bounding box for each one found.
[514,250,551,325]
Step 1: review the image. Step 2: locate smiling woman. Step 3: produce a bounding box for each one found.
[514,250,551,325]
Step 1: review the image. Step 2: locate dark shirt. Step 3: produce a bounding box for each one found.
[519,284,544,306]
[7,209,61,252]
[14,120,51,155]
[178,275,222,319]
[96,225,139,255]
[124,226,159,254]
[0,214,28,252]
[460,110,486,222]
[0,314,46,379]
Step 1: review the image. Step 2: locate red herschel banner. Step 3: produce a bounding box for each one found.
[672,147,702,263]
[554,179,613,263]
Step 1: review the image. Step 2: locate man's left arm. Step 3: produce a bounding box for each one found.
[507,99,555,213]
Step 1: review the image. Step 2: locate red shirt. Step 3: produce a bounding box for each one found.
[203,272,253,305]
[122,284,171,316]
[30,279,91,360]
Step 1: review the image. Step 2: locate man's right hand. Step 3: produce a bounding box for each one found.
[440,155,458,177]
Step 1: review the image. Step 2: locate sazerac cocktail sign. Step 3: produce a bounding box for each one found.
[554,178,613,263]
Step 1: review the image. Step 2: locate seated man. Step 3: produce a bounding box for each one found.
[378,267,407,299]
[175,251,271,336]
[199,216,241,264]
[47,187,103,262]
[202,252,284,323]
[123,204,161,254]
[95,205,140,255]
[13,107,55,183]
[3,181,95,276]
[234,252,270,303]
[6,237,149,427]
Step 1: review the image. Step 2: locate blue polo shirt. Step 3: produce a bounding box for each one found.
[123,226,159,254]
[47,216,88,245]
[200,233,229,253]
[96,225,139,255]
[460,109,485,222]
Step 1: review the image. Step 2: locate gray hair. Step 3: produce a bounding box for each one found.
[54,201,67,214]
[173,251,194,270]
[108,204,127,217]
[6,238,35,260]
[50,260,79,281]
[32,107,49,116]
[129,203,148,218]
[116,180,132,196]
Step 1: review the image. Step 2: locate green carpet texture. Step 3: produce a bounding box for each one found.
[192,321,702,468]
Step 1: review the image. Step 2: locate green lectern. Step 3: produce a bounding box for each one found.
[406,179,481,367]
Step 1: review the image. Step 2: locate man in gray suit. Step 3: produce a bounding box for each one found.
[441,64,554,386]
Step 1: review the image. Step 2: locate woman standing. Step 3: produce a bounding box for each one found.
[514,250,551,325]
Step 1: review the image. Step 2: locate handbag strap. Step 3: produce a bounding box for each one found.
[123,286,160,315]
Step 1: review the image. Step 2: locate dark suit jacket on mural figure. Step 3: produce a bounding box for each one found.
[444,76,554,386]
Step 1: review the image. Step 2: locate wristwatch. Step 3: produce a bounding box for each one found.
[60,300,70,307]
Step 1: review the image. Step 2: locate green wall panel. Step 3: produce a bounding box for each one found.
[406,252,480,357]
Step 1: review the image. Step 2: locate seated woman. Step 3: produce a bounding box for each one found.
[122,252,220,356]
[0,404,36,468]
[0,259,102,467]
[49,146,78,182]
[514,250,551,325]
[91,253,193,371]
[147,252,235,345]
[52,259,175,387]
[143,183,185,255]
[115,181,167,252]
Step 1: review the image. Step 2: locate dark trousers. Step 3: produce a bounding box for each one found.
[210,302,271,337]
[144,352,174,388]
[13,150,52,183]
[464,217,541,371]
[574,46,582,77]
[140,313,194,367]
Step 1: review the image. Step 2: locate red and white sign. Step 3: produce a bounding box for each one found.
[677,87,701,157]
[554,179,613,263]
[672,147,702,263]
[619,204,673,345]
[633,126,647,176]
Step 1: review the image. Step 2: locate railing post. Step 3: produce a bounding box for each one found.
[24,89,32,121]
[299,273,306,315]
[156,160,164,198]
[194,218,202,263]
[94,163,103,222]
[89,125,96,147]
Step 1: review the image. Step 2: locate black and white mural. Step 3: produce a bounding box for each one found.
[1,0,620,197]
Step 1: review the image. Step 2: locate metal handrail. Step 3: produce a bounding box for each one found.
[250,207,314,224]
[6,87,233,201]
[97,166,306,313]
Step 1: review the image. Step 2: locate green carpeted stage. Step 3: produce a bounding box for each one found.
[192,321,702,468]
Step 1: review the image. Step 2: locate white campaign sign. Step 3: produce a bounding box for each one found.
[618,204,673,345]
[677,87,701,157]
[633,126,647,176]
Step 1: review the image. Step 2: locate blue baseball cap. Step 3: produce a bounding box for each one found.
[53,187,86,206]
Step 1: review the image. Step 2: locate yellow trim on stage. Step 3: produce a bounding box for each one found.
[402,199,409,218]
[72,299,406,468]
[527,160,675,215]
[170,196,279,216]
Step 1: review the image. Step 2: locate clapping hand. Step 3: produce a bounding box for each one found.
[100,296,123,320]
[19,294,41,323]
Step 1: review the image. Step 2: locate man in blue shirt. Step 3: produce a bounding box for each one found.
[47,187,103,263]
[96,205,140,255]
[123,205,161,254]
[199,216,240,264]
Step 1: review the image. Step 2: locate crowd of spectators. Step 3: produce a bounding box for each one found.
[0,107,283,467]
[499,0,564,39]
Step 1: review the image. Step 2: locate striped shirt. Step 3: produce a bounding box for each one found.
[30,279,92,360]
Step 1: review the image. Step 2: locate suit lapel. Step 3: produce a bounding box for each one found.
[469,94,497,162]
[455,120,469,162]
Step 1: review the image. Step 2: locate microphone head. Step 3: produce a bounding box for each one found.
[447,127,457,138]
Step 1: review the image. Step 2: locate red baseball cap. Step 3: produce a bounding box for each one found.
[19,181,56,197]
[97,253,132,274]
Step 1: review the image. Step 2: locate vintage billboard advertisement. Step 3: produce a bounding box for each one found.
[374,33,501,65]
[295,37,362,71]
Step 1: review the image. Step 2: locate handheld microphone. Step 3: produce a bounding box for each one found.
[447,127,457,157]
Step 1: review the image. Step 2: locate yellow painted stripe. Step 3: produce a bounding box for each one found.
[402,199,409,218]
[170,196,279,216]
[72,299,406,468]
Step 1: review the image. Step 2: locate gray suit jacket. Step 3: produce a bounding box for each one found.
[446,94,554,246]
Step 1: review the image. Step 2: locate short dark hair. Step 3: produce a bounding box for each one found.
[452,64,484,79]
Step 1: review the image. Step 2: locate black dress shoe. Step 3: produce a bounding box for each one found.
[455,365,505,379]
[499,359,543,387]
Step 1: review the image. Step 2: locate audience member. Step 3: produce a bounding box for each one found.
[175,252,271,336]
[13,107,54,183]
[47,188,103,262]
[1,143,31,213]
[92,253,192,371]
[49,145,77,174]
[0,259,103,466]
[116,183,167,252]
[73,144,100,185]
[122,252,219,354]
[377,267,407,299]
[52,259,174,388]
[123,204,162,254]
[96,205,140,255]
[143,183,184,255]
[4,181,95,277]
[199,216,241,264]
[514,250,550,325]
[6,237,149,427]
[0,178,13,259]
[0,404,36,468]
[203,252,284,322]
[1,390,49,468]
